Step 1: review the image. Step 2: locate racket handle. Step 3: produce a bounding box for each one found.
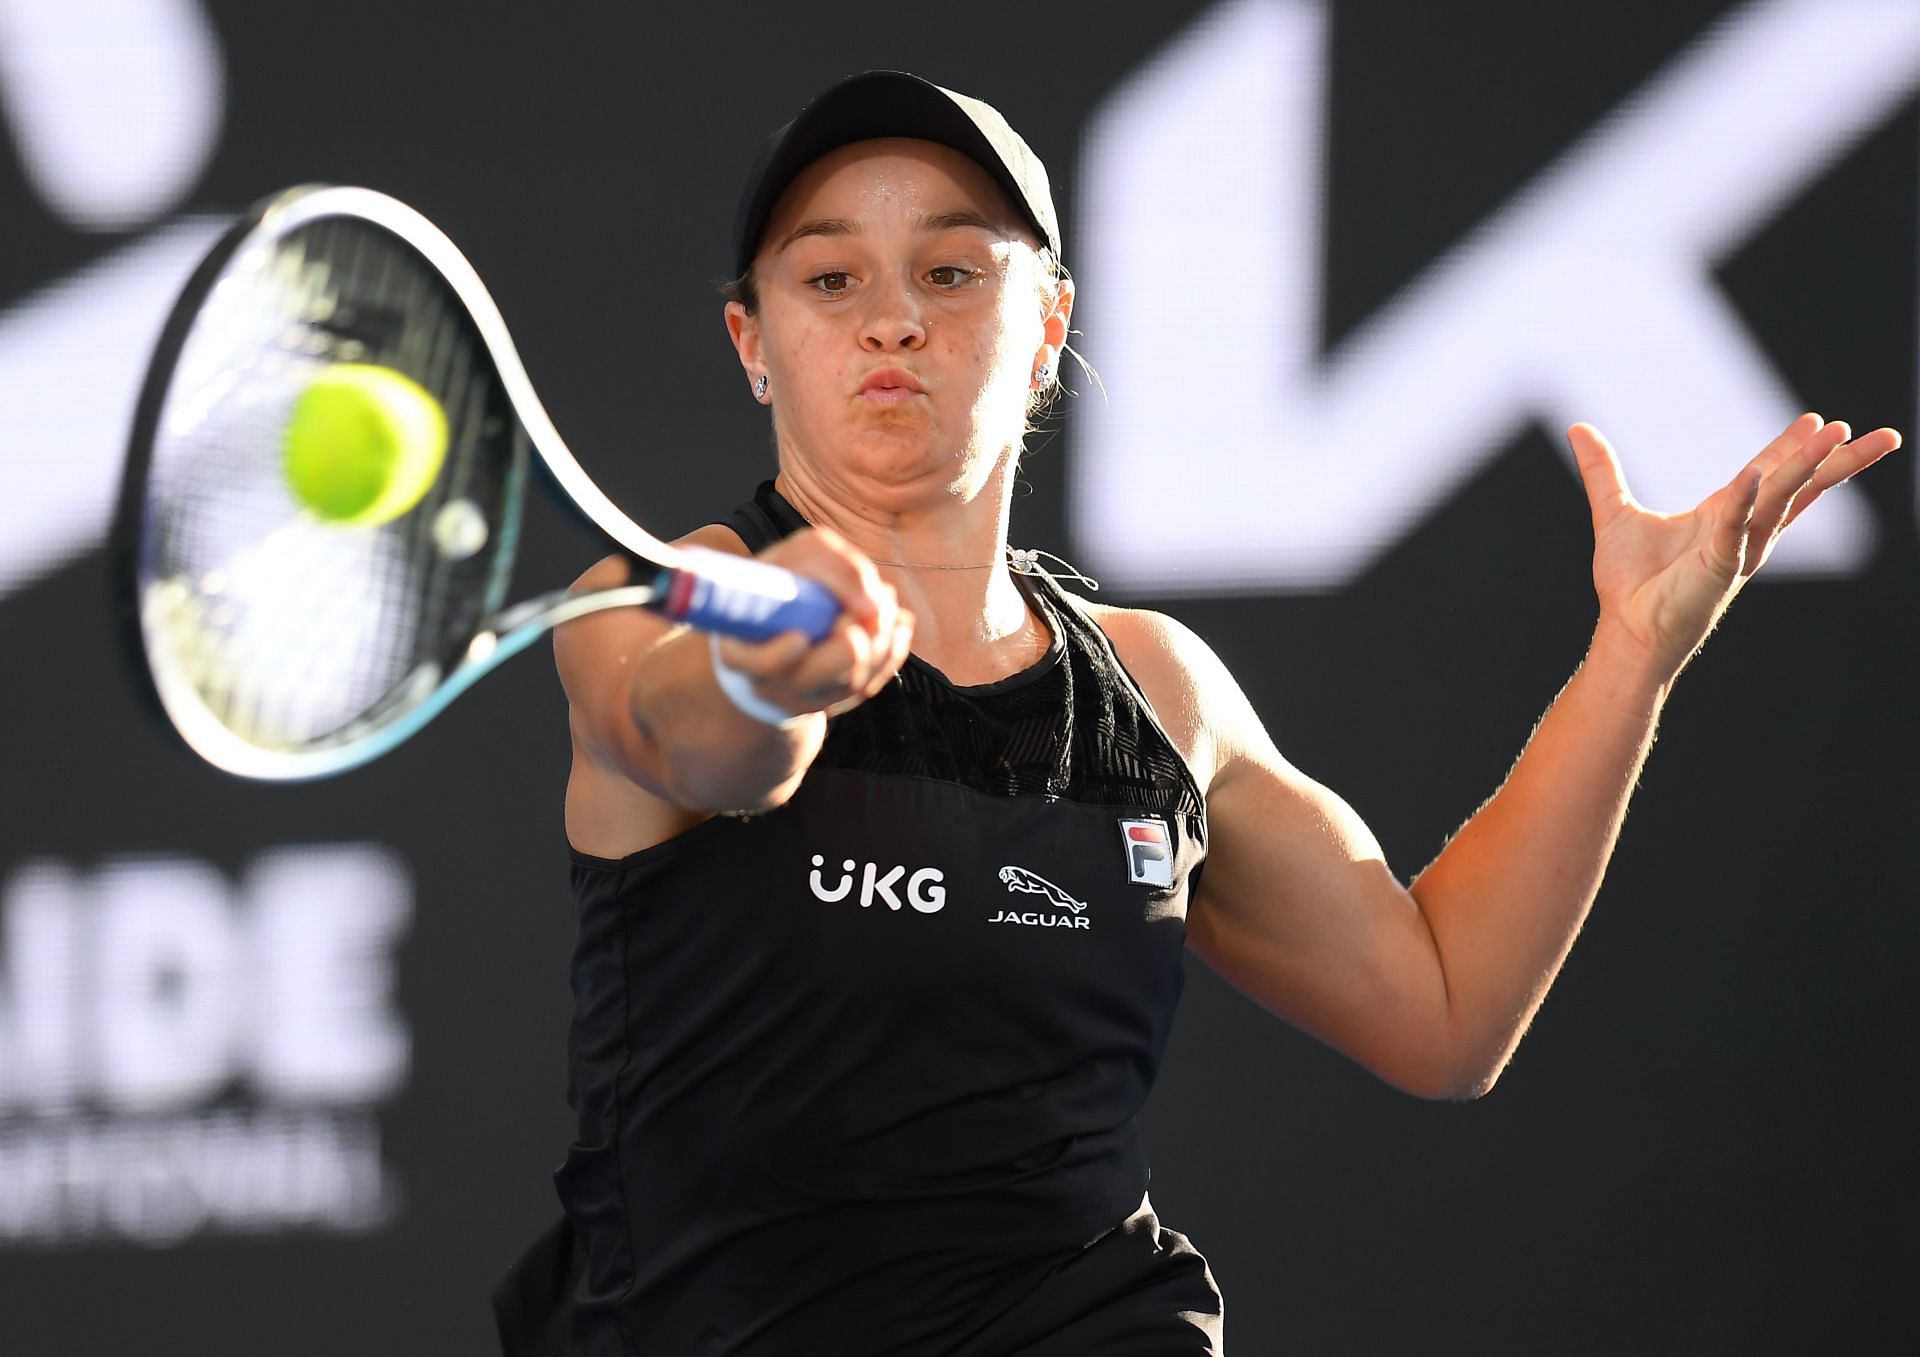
[653,546,840,643]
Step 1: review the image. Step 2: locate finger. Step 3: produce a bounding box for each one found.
[863,608,915,697]
[869,579,900,656]
[817,531,895,638]
[1781,425,1904,530]
[1747,410,1827,477]
[841,615,876,684]
[1751,419,1846,538]
[1566,423,1634,533]
[1717,417,1841,562]
[822,611,916,717]
[893,606,915,667]
[712,628,811,680]
[763,526,885,631]
[858,605,903,690]
[777,619,874,705]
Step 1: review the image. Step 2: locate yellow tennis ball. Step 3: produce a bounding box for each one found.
[283,364,449,525]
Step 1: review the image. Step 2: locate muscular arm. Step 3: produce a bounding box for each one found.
[1397,623,1665,1096]
[1114,416,1898,1100]
[1109,607,1664,1103]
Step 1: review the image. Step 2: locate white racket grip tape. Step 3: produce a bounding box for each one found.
[708,633,806,729]
[661,546,839,642]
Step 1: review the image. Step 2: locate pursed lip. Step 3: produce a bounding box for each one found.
[856,368,926,396]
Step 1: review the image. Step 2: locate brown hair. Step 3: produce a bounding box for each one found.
[719,268,761,315]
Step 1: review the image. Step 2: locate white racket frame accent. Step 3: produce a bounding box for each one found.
[261,185,685,567]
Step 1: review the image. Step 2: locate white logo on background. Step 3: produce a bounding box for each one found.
[0,0,223,230]
[0,0,228,604]
[991,866,1093,930]
[809,856,947,913]
[997,866,1087,914]
[0,846,411,1247]
[1074,0,1920,593]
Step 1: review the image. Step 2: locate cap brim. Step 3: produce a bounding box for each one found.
[733,71,1058,278]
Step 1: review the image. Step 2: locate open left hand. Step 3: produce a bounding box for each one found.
[1568,412,1902,680]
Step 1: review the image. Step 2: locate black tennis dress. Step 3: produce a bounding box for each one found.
[494,483,1224,1355]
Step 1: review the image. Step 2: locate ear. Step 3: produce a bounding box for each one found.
[724,300,768,401]
[1032,277,1074,381]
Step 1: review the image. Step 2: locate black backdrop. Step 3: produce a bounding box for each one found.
[1,1,1915,1352]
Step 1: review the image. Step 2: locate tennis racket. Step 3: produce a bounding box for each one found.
[118,184,837,783]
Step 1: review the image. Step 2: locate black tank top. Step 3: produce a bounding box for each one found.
[554,484,1213,1354]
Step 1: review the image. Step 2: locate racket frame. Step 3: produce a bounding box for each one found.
[121,185,815,782]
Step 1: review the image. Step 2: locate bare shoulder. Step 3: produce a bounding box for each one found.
[1076,597,1247,795]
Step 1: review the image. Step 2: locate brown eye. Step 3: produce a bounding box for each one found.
[928,265,974,288]
[809,271,852,294]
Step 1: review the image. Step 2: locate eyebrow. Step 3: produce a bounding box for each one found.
[774,217,857,252]
[772,210,1007,254]
[918,210,1002,236]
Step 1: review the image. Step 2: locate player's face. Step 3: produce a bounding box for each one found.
[727,138,1065,503]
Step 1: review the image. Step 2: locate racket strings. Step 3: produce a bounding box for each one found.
[149,241,415,743]
[140,215,522,753]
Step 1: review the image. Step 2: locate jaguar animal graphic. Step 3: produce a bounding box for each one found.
[997,866,1087,914]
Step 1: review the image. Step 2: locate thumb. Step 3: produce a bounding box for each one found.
[1567,422,1634,534]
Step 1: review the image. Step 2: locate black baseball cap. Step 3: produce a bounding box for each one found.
[731,71,1061,279]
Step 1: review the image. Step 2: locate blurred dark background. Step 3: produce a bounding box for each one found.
[1,1,1914,1352]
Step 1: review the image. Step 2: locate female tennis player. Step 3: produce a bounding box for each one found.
[494,72,1900,1355]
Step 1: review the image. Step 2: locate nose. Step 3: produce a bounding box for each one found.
[858,271,927,352]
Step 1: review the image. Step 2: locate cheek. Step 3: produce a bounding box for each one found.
[975,302,1044,398]
[761,313,839,391]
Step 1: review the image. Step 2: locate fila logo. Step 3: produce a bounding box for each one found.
[1120,819,1174,889]
[808,856,947,914]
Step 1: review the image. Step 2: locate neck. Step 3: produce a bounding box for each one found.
[772,458,1046,685]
